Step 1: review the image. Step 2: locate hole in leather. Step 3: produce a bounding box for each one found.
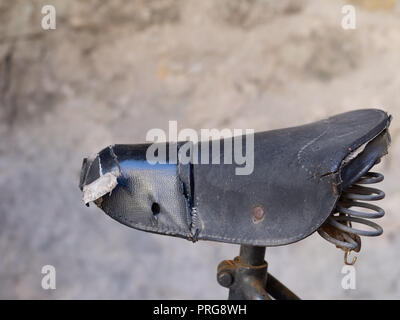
[151,202,161,215]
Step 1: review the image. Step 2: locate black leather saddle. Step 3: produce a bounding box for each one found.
[79,109,391,248]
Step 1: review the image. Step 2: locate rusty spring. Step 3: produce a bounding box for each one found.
[318,170,385,264]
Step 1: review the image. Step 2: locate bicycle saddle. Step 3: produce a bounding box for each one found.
[79,109,391,248]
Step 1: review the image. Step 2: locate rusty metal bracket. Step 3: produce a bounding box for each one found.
[217,245,300,300]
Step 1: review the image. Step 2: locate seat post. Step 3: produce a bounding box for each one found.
[217,244,300,300]
[217,245,270,300]
[239,245,266,265]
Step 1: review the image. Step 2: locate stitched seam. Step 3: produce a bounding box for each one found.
[297,119,330,179]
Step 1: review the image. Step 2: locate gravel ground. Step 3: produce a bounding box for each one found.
[0,0,399,299]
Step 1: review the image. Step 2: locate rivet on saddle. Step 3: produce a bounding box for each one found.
[79,109,391,262]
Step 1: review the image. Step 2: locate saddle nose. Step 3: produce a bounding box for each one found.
[80,144,194,239]
[79,109,391,247]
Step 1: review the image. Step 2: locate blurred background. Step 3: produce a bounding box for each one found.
[0,0,399,299]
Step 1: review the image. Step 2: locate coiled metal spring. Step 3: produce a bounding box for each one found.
[318,171,385,264]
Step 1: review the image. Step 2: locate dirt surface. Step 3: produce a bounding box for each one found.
[0,0,399,299]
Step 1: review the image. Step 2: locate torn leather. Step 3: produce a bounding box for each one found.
[79,109,391,246]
